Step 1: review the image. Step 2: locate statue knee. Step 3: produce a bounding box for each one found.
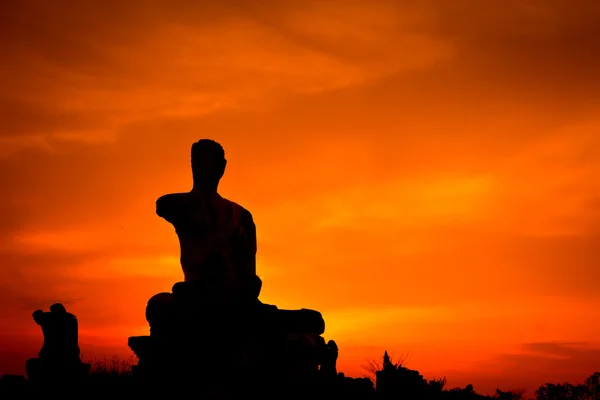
[252,275,263,297]
[241,275,262,301]
[300,309,325,335]
[145,292,174,326]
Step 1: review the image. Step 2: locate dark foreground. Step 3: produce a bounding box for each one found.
[2,370,600,400]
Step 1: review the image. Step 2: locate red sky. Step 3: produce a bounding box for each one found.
[1,0,599,395]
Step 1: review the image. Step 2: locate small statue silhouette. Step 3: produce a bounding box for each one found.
[34,303,81,362]
[26,303,87,382]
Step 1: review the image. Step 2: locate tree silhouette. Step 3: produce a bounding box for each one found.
[362,350,410,380]
[495,388,525,400]
[535,382,590,400]
[586,372,600,400]
[383,351,394,371]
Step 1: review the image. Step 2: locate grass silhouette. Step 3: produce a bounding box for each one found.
[85,355,135,381]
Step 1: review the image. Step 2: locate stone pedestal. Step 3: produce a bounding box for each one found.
[128,285,339,392]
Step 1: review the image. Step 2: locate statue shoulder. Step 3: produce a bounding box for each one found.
[229,201,255,231]
[156,193,189,217]
[223,199,252,220]
[240,206,254,223]
[157,192,188,205]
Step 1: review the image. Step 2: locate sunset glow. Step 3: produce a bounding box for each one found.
[1,0,599,395]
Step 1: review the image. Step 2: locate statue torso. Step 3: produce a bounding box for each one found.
[157,192,244,284]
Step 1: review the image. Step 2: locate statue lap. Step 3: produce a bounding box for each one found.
[146,282,325,341]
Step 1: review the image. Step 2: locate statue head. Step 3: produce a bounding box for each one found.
[49,303,67,314]
[191,139,227,190]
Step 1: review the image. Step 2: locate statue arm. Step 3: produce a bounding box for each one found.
[32,310,45,325]
[156,194,182,223]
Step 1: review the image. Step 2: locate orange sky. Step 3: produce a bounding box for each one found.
[1,0,600,395]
